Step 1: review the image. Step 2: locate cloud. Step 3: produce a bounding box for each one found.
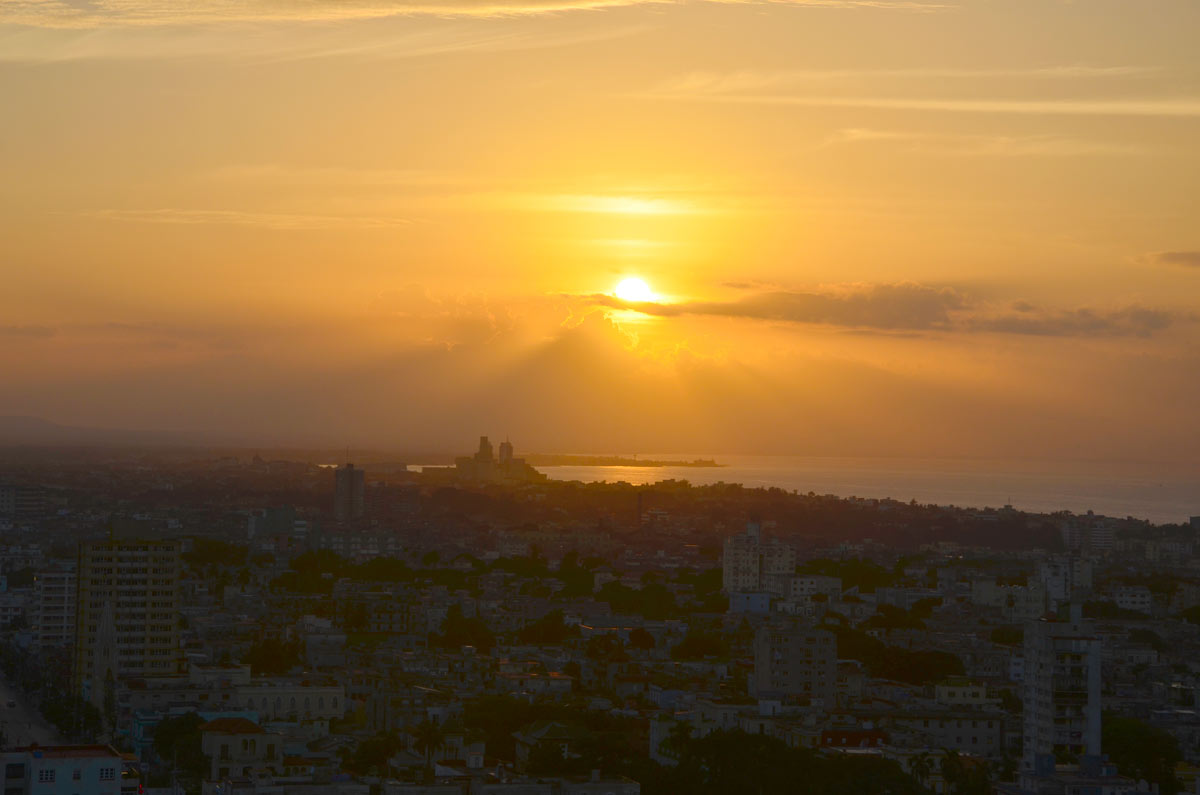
[824,128,1150,157]
[0,0,947,28]
[584,283,1179,338]
[967,307,1173,338]
[1146,251,1200,268]
[0,325,56,339]
[80,208,415,230]
[660,65,1160,95]
[651,93,1200,118]
[590,283,965,330]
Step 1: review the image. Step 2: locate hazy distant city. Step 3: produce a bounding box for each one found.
[0,435,1194,794]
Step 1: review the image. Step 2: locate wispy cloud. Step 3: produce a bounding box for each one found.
[0,0,946,28]
[583,283,1181,338]
[0,325,57,339]
[660,65,1160,94]
[650,92,1200,118]
[1145,251,1200,268]
[824,128,1150,157]
[80,208,416,230]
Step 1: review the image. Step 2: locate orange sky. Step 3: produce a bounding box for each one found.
[1,0,1199,460]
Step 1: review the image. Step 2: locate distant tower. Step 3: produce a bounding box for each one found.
[475,436,495,464]
[334,463,365,521]
[498,439,514,466]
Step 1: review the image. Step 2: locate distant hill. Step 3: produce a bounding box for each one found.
[0,416,198,447]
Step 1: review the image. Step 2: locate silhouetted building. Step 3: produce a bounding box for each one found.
[334,463,365,521]
[74,536,183,707]
[452,436,545,484]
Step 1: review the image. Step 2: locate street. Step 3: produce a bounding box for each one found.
[0,673,61,747]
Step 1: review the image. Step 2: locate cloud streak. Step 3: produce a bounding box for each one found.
[81,208,416,230]
[650,93,1200,118]
[0,0,946,27]
[1147,251,1200,268]
[585,284,1180,338]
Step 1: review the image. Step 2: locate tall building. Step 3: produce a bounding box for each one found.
[752,622,837,708]
[722,522,795,596]
[73,537,182,707]
[1021,606,1102,784]
[33,564,77,650]
[498,438,514,465]
[333,463,365,522]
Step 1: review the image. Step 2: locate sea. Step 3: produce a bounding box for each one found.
[519,456,1200,526]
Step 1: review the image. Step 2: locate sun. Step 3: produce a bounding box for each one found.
[614,277,655,302]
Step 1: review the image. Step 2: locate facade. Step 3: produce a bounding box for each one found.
[33,565,76,650]
[0,745,133,795]
[73,537,182,706]
[334,464,366,522]
[722,523,795,596]
[1021,608,1102,783]
[751,624,836,707]
[200,717,282,787]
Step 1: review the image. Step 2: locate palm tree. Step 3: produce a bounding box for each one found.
[414,720,445,783]
[661,720,693,763]
[909,751,933,789]
[940,748,966,793]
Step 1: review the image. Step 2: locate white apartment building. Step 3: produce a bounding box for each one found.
[1021,608,1102,785]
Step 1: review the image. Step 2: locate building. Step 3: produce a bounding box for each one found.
[451,436,544,484]
[751,623,836,708]
[1021,607,1102,785]
[1111,585,1153,615]
[200,717,282,790]
[0,484,45,519]
[722,522,795,596]
[33,564,76,650]
[334,464,366,522]
[0,744,136,794]
[73,536,183,707]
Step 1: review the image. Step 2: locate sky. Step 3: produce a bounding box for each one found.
[1,0,1199,461]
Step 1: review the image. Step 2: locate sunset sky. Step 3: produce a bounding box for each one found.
[2,0,1199,461]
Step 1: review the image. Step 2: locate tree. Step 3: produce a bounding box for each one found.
[152,712,209,785]
[629,627,656,650]
[432,605,495,652]
[909,751,933,788]
[413,720,445,781]
[244,637,303,676]
[1103,714,1182,794]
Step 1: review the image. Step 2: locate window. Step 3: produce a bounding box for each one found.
[4,764,23,779]
[220,744,230,760]
[37,770,56,783]
[99,768,115,782]
[73,768,82,780]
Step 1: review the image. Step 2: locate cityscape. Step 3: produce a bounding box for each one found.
[3,0,1200,793]
[0,438,1196,794]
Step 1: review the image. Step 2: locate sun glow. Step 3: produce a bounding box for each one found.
[614,277,655,303]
